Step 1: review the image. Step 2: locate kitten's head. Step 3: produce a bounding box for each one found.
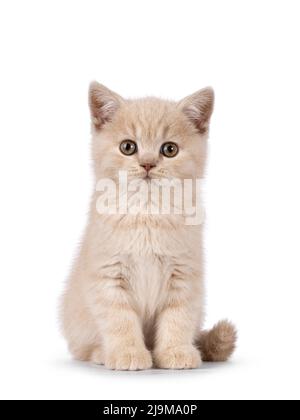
[89,82,214,183]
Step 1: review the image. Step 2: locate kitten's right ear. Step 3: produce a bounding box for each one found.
[89,82,123,129]
[178,87,214,135]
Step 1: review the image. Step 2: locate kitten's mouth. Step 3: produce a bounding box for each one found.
[141,170,152,180]
[142,170,166,181]
[135,169,161,180]
[143,172,156,181]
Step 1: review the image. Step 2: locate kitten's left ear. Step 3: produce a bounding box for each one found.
[89,81,124,129]
[178,87,214,134]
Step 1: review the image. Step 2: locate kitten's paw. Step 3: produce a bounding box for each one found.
[105,347,153,371]
[154,345,202,370]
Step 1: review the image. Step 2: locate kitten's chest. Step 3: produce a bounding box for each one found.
[114,217,193,257]
[117,223,176,316]
[96,217,201,316]
[124,253,172,317]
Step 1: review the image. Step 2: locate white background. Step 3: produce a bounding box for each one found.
[0,0,299,401]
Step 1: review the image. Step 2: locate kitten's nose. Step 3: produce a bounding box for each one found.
[140,163,156,172]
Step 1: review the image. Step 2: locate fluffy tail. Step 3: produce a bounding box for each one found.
[197,320,237,362]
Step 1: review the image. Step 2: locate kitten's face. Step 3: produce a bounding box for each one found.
[90,83,214,183]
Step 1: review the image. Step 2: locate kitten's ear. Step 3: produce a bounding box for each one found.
[89,82,123,129]
[178,87,214,134]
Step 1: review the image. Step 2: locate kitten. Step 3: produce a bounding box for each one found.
[60,82,236,370]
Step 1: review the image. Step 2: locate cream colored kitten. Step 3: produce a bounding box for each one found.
[60,82,236,370]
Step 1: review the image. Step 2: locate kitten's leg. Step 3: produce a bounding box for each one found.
[90,346,105,365]
[62,277,102,363]
[69,344,93,362]
[153,275,202,370]
[88,278,152,371]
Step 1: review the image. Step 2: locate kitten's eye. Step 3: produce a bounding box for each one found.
[161,142,179,158]
[120,140,137,156]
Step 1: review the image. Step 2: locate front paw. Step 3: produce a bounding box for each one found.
[154,345,202,370]
[105,347,153,371]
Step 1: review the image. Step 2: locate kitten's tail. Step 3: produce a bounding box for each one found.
[197,320,237,362]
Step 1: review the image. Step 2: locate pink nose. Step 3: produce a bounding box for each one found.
[141,163,156,172]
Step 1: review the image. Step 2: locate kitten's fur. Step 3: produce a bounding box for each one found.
[61,83,236,370]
